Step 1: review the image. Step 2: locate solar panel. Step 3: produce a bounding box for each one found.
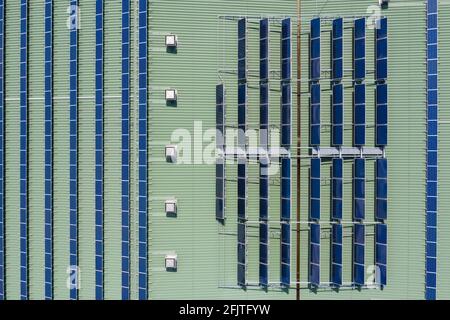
[331,224,343,286]
[138,0,148,300]
[353,18,366,81]
[310,18,321,81]
[376,18,388,81]
[95,0,104,300]
[216,84,225,221]
[259,221,269,286]
[332,83,343,146]
[310,83,320,146]
[237,19,248,287]
[19,0,28,300]
[280,157,291,286]
[332,18,343,81]
[43,0,53,300]
[238,18,247,82]
[260,83,269,149]
[376,159,388,221]
[310,158,321,221]
[353,223,365,286]
[375,224,387,286]
[260,19,269,81]
[121,0,131,300]
[281,222,291,286]
[280,18,291,287]
[354,83,366,146]
[237,221,247,286]
[426,0,438,300]
[310,223,320,286]
[332,158,343,221]
[281,18,291,81]
[259,19,269,287]
[354,158,365,221]
[376,83,388,146]
[0,0,4,300]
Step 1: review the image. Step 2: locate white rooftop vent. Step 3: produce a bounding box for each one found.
[165,34,178,48]
[165,199,177,215]
[165,89,178,102]
[165,145,177,163]
[165,254,178,270]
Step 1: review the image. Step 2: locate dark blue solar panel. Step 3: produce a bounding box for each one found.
[332,158,343,221]
[376,18,388,81]
[259,222,269,286]
[237,222,246,286]
[238,83,247,148]
[310,158,321,221]
[260,83,269,148]
[216,84,225,147]
[426,0,438,301]
[332,83,343,146]
[281,83,291,148]
[281,222,290,286]
[19,0,28,301]
[353,224,365,285]
[138,0,148,300]
[332,18,343,81]
[331,224,343,286]
[237,17,248,288]
[281,157,291,221]
[354,159,365,221]
[376,83,388,146]
[43,0,53,300]
[281,18,291,81]
[310,83,320,146]
[354,83,365,146]
[310,223,320,286]
[310,18,321,81]
[238,18,247,82]
[376,159,388,221]
[0,0,4,300]
[216,84,225,221]
[121,0,131,300]
[354,18,366,80]
[95,0,104,300]
[260,19,269,81]
[375,224,387,286]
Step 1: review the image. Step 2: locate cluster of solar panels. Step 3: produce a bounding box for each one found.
[121,0,131,300]
[307,17,388,288]
[95,0,104,300]
[138,0,148,300]
[236,18,247,287]
[215,17,293,288]
[259,18,269,287]
[0,0,4,301]
[68,0,79,301]
[215,16,388,290]
[425,0,438,300]
[19,0,28,300]
[44,0,53,300]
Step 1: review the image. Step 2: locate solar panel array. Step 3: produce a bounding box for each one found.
[259,18,269,287]
[237,18,247,287]
[69,0,79,300]
[121,0,131,300]
[280,18,292,287]
[215,16,388,290]
[19,0,28,300]
[95,0,104,300]
[44,0,53,300]
[0,0,4,301]
[425,0,438,300]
